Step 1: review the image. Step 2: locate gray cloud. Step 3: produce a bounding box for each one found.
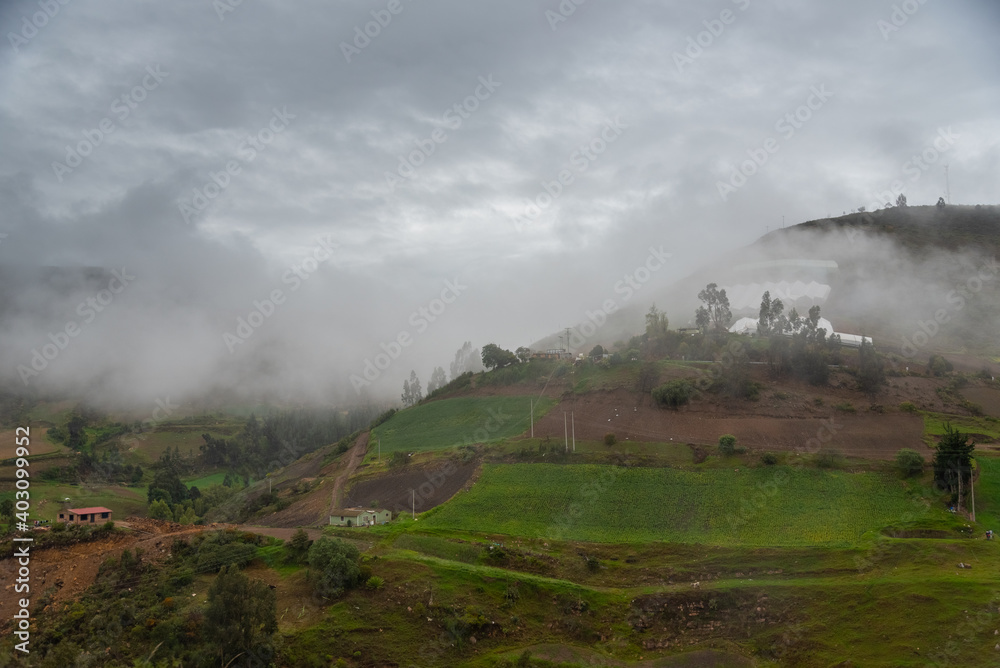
[1,0,997,407]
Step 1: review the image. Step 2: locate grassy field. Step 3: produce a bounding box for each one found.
[420,463,951,546]
[369,396,556,457]
[0,482,147,523]
[973,455,1000,530]
[183,471,228,489]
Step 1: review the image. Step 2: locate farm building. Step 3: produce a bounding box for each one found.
[329,508,391,526]
[58,506,112,524]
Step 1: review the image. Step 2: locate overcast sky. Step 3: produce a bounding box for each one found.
[1,0,998,407]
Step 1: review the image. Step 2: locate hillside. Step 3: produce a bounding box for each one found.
[4,209,1000,667]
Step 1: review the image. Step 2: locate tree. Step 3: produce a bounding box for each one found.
[928,354,953,377]
[308,537,362,598]
[203,564,277,666]
[857,338,885,396]
[285,528,313,564]
[718,434,737,456]
[401,370,423,407]
[0,498,13,525]
[696,283,732,335]
[896,193,908,207]
[482,343,517,370]
[757,291,786,336]
[645,305,669,340]
[450,341,483,379]
[515,346,532,364]
[401,379,412,407]
[937,197,946,208]
[148,499,172,520]
[896,449,924,477]
[589,344,605,359]
[932,424,975,502]
[426,366,447,394]
[652,379,695,409]
[408,370,422,404]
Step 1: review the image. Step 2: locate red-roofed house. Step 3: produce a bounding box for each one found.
[59,506,112,524]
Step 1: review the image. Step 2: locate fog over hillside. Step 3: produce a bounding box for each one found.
[1,1,998,409]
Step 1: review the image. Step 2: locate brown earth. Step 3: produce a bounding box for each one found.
[344,459,480,515]
[531,387,928,459]
[0,518,233,627]
[254,431,370,528]
[961,386,1000,418]
[0,428,59,459]
[0,518,324,632]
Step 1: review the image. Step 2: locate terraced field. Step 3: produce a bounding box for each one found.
[369,395,556,457]
[421,463,948,546]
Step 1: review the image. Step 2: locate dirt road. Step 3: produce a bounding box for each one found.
[327,431,369,515]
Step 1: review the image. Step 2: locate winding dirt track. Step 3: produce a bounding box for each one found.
[326,431,369,516]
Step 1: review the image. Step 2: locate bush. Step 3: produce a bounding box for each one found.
[718,434,737,456]
[761,453,778,466]
[834,402,856,413]
[603,433,616,446]
[365,576,384,590]
[815,450,845,469]
[308,537,362,598]
[899,401,917,413]
[896,449,925,477]
[928,354,953,377]
[652,379,695,409]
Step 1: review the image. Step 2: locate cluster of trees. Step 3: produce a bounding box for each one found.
[28,530,279,666]
[402,341,486,405]
[199,408,369,479]
[401,370,423,407]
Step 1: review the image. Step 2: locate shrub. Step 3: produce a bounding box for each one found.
[899,401,917,413]
[365,576,384,590]
[603,433,617,446]
[718,434,737,456]
[834,402,856,413]
[761,453,778,466]
[928,354,953,377]
[652,379,695,409]
[815,450,845,469]
[896,449,925,477]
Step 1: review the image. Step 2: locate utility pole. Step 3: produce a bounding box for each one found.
[530,400,534,438]
[971,462,976,522]
[958,472,962,513]
[378,438,381,462]
[571,412,575,452]
[945,164,951,204]
[412,490,415,519]
[564,412,568,453]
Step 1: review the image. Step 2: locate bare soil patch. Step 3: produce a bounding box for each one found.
[961,386,1000,418]
[531,388,926,459]
[344,459,479,515]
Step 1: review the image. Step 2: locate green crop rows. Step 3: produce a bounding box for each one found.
[422,463,945,546]
[371,396,555,455]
